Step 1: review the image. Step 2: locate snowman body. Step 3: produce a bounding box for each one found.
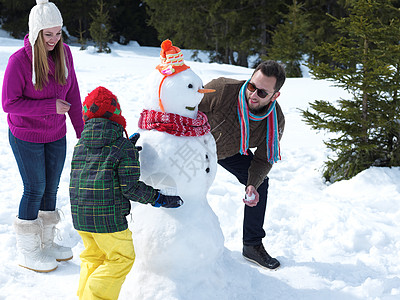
[127,68,226,298]
[133,130,223,269]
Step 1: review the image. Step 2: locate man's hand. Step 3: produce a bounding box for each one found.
[243,185,259,207]
[56,99,71,114]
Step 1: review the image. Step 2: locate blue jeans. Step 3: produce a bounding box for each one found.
[9,130,66,220]
[218,151,269,246]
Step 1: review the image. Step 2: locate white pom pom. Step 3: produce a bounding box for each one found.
[36,0,49,5]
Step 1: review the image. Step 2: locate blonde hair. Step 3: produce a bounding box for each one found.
[34,30,67,90]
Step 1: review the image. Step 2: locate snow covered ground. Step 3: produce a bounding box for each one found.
[0,31,399,299]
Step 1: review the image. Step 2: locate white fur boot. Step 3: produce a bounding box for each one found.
[38,210,73,261]
[13,217,58,272]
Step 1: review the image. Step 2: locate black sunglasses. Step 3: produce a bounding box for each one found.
[247,82,274,98]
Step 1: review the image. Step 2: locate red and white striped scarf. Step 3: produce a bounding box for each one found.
[138,109,211,137]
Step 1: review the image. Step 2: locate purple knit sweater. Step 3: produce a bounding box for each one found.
[2,35,84,143]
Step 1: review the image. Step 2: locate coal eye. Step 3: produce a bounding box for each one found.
[188,84,193,88]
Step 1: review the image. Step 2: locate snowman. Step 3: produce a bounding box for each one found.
[126,40,230,299]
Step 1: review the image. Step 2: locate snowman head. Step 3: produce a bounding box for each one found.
[147,68,212,118]
[144,40,214,119]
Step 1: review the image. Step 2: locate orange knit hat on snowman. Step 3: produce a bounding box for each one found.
[155,40,190,112]
[156,39,190,76]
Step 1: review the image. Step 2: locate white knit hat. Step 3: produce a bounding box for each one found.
[28,0,66,85]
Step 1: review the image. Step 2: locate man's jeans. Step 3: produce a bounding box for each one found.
[218,151,269,246]
[9,130,66,220]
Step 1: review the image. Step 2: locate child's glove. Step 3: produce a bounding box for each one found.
[129,133,142,152]
[153,193,183,208]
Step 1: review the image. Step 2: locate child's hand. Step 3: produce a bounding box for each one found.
[129,133,142,152]
[153,193,183,208]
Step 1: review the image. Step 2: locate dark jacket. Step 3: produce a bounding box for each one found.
[69,118,158,233]
[198,77,285,189]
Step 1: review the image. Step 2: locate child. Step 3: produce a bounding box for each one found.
[69,86,183,300]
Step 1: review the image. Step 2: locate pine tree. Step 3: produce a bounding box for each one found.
[266,0,312,77]
[143,0,290,67]
[302,0,400,182]
[57,0,94,42]
[108,0,159,46]
[77,19,87,50]
[0,0,30,38]
[302,0,348,65]
[89,0,112,53]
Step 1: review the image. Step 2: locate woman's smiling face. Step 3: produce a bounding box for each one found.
[42,26,62,52]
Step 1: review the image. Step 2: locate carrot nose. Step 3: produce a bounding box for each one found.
[198,88,216,94]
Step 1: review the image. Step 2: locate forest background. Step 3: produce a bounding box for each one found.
[0,0,372,73]
[1,0,399,181]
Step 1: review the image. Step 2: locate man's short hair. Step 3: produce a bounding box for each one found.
[252,60,286,92]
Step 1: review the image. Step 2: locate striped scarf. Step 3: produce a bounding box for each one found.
[237,79,281,164]
[138,109,210,137]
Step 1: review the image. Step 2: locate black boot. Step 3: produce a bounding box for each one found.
[242,244,280,270]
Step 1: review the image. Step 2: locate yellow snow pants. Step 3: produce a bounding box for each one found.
[77,229,135,300]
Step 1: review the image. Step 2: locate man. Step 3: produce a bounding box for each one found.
[199,60,285,270]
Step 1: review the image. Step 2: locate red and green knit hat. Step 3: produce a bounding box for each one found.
[83,86,126,128]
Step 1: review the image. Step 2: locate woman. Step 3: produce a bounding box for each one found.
[1,0,84,272]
